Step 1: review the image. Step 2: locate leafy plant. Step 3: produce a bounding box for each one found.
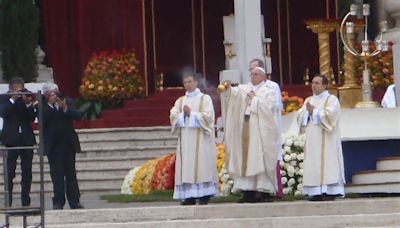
[0,0,39,82]
[75,100,102,120]
[79,50,145,107]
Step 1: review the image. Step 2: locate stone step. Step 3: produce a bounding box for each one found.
[345,182,400,194]
[352,170,400,184]
[0,166,131,183]
[9,198,400,227]
[78,136,177,149]
[377,157,400,170]
[0,155,152,168]
[35,126,173,141]
[45,213,400,228]
[76,145,175,158]
[0,177,123,195]
[0,146,174,163]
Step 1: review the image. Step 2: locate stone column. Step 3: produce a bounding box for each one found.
[234,0,263,83]
[383,0,400,106]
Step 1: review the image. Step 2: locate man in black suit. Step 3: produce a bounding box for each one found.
[42,82,83,210]
[0,77,36,206]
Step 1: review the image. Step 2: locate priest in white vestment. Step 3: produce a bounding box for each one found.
[381,84,397,108]
[221,67,279,203]
[297,74,345,201]
[250,59,284,198]
[170,73,218,205]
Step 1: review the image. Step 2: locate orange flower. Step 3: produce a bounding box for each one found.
[80,50,145,105]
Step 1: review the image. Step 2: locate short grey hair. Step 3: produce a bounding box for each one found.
[42,82,59,94]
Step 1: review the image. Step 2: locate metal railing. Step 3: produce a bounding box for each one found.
[0,91,45,228]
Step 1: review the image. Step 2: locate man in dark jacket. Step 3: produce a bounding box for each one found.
[42,82,83,210]
[0,77,36,206]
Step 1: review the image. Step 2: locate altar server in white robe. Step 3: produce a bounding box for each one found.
[221,67,279,203]
[297,74,345,201]
[250,59,284,198]
[170,72,218,205]
[381,84,397,108]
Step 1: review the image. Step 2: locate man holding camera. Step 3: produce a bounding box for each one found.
[42,82,83,210]
[0,77,36,207]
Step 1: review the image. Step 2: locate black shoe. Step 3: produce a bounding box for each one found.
[322,194,336,201]
[180,198,196,205]
[255,192,274,203]
[237,191,257,203]
[198,196,210,205]
[22,197,30,207]
[53,204,63,210]
[70,203,84,209]
[308,195,324,201]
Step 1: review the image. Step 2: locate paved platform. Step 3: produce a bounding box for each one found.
[3,195,400,227]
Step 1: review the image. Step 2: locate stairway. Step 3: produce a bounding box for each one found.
[0,127,178,196]
[81,88,221,128]
[7,198,400,227]
[346,156,400,194]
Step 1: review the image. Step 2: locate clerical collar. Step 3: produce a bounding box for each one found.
[185,88,202,97]
[250,81,265,91]
[313,90,329,98]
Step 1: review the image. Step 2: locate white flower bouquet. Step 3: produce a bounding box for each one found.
[280,133,305,195]
[219,164,234,196]
[121,167,140,194]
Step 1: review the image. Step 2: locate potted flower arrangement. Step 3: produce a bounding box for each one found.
[78,50,145,119]
[281,91,304,115]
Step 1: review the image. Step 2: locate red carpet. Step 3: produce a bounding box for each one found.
[74,88,221,128]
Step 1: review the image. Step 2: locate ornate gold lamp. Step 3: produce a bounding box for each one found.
[338,19,364,108]
[339,4,389,108]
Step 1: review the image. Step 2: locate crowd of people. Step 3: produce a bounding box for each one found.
[0,77,83,210]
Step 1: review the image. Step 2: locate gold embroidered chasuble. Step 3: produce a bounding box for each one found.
[222,83,279,191]
[297,92,345,186]
[170,93,218,185]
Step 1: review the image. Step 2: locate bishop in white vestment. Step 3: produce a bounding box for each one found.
[222,67,279,203]
[297,75,345,201]
[381,84,397,108]
[170,73,218,205]
[249,59,284,198]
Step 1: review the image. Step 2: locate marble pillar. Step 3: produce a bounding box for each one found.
[383,0,400,106]
[234,0,263,83]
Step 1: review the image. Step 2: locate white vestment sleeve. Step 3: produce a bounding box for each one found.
[188,112,201,128]
[170,97,183,134]
[318,96,340,132]
[301,111,309,126]
[381,85,396,108]
[175,112,185,128]
[196,95,215,134]
[312,109,320,125]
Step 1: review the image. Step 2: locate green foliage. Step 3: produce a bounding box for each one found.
[0,0,39,82]
[75,100,103,120]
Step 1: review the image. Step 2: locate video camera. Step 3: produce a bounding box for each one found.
[20,88,34,98]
